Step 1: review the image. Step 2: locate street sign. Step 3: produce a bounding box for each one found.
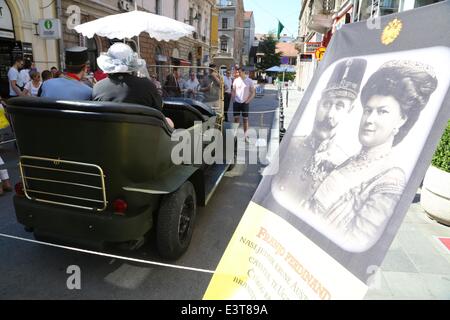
[315,46,326,61]
[38,19,62,39]
[280,56,289,64]
[304,42,322,53]
[300,54,313,62]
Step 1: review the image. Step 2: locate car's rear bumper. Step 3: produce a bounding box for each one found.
[14,196,154,249]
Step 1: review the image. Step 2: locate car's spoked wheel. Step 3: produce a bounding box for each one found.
[178,195,195,245]
[156,181,197,260]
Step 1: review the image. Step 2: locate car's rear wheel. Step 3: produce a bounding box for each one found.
[156,181,196,260]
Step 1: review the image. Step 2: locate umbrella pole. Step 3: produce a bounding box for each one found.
[134,1,141,57]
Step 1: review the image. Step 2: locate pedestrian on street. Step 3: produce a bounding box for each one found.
[18,59,32,90]
[164,68,182,97]
[40,47,93,100]
[223,69,232,122]
[150,73,163,96]
[183,72,200,99]
[36,70,53,97]
[7,56,24,98]
[50,66,58,77]
[232,67,255,143]
[0,156,12,196]
[0,96,12,196]
[23,71,42,97]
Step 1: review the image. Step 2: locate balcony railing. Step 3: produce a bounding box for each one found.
[307,0,335,34]
[217,51,232,57]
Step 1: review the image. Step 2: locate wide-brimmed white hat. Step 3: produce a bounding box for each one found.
[97,42,146,74]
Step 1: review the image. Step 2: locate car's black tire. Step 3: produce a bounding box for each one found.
[156,181,197,260]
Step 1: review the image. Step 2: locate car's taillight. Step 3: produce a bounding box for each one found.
[113,198,128,215]
[15,182,25,197]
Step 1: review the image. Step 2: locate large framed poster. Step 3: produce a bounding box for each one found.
[205,2,450,300]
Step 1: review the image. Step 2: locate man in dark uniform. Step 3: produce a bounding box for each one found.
[271,58,367,208]
[40,47,92,100]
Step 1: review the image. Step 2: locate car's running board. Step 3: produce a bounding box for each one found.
[122,187,170,195]
[203,163,230,205]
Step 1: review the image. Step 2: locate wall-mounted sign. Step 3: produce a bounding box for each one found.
[0,0,15,39]
[12,41,33,55]
[304,42,322,53]
[280,56,289,64]
[300,54,313,62]
[38,19,62,39]
[315,46,326,61]
[155,54,168,62]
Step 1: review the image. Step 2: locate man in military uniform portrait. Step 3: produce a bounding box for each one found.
[271,58,367,210]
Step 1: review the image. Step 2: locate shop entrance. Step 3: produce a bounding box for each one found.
[0,0,16,97]
[0,39,14,98]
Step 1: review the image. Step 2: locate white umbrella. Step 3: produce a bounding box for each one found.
[74,10,195,42]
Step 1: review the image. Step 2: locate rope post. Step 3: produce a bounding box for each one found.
[286,88,289,108]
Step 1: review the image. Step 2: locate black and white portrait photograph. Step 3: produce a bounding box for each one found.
[265,47,450,255]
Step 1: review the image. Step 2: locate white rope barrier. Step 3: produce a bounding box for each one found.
[0,232,216,274]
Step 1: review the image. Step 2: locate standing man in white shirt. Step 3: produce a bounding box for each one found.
[8,56,24,98]
[183,72,200,99]
[223,69,232,122]
[232,66,255,142]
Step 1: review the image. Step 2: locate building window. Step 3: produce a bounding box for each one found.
[155,0,161,14]
[222,18,228,29]
[86,37,98,72]
[220,37,228,52]
[189,8,194,25]
[174,0,178,20]
[197,13,202,35]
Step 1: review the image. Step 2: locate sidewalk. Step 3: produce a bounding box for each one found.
[278,87,450,299]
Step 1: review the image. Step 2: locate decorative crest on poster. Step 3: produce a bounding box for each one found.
[381,18,402,45]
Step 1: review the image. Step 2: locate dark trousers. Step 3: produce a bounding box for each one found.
[224,92,231,122]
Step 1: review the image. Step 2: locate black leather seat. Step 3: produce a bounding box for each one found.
[162,101,207,129]
[7,97,176,205]
[7,97,173,133]
[163,97,216,117]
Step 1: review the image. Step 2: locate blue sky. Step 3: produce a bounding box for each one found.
[243,0,301,36]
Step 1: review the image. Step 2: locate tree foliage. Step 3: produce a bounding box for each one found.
[256,33,282,72]
[431,120,450,173]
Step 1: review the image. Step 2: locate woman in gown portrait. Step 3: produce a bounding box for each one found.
[305,60,438,252]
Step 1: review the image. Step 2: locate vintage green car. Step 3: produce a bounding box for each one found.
[7,66,237,260]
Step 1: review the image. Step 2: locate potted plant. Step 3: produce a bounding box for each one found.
[421,120,450,225]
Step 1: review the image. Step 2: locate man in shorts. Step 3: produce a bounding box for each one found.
[232,67,255,143]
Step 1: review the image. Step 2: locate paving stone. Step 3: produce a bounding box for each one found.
[379,248,418,273]
[420,274,450,299]
[383,272,433,298]
[407,252,450,275]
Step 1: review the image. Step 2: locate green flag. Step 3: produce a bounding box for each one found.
[277,21,285,40]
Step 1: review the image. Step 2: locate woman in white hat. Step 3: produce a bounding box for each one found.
[93,43,173,127]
